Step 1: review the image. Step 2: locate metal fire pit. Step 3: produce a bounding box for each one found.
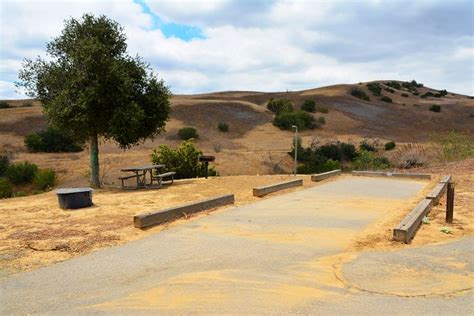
[56,188,93,209]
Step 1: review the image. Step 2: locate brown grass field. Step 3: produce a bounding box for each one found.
[0,81,473,276]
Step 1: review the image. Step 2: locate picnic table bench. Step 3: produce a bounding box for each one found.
[119,164,175,189]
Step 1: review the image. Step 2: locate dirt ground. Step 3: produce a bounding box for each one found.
[0,175,317,276]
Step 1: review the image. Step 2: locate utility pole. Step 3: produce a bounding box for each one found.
[292,125,298,176]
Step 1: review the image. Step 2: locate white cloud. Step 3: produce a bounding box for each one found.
[1,0,473,98]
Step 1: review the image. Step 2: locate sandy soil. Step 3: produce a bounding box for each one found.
[0,175,316,276]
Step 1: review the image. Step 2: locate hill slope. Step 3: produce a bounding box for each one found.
[1,80,473,185]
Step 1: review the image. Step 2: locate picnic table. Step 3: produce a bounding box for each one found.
[119,164,165,189]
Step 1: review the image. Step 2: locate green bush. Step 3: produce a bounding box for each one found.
[429,104,441,113]
[434,89,448,98]
[360,140,375,152]
[386,81,401,90]
[401,93,409,97]
[421,91,434,98]
[0,178,13,199]
[267,98,293,115]
[366,83,382,96]
[315,142,357,162]
[384,87,395,93]
[316,106,329,113]
[178,127,199,140]
[33,169,56,191]
[217,122,229,132]
[273,111,318,131]
[13,191,28,197]
[384,141,396,151]
[0,155,9,176]
[5,162,38,185]
[301,100,316,113]
[0,101,11,109]
[151,140,217,179]
[380,96,392,103]
[297,158,341,174]
[24,127,83,152]
[353,150,391,170]
[350,88,370,101]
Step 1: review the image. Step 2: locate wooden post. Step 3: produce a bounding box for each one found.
[446,182,454,223]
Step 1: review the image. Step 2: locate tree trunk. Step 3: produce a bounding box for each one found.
[90,133,100,188]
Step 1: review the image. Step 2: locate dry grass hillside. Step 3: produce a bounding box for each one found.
[1,80,473,186]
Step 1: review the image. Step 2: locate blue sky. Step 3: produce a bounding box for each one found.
[1,0,473,98]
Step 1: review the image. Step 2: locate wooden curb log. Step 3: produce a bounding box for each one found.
[352,171,431,180]
[311,169,341,182]
[134,194,234,228]
[393,198,433,243]
[253,179,303,197]
[426,182,448,205]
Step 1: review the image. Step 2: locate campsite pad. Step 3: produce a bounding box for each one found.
[5,176,468,315]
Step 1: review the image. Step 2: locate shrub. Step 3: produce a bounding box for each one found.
[366,83,382,96]
[5,162,38,185]
[434,89,448,98]
[421,91,434,98]
[317,116,326,126]
[386,81,401,90]
[151,140,217,179]
[384,87,395,93]
[350,88,370,101]
[316,106,329,113]
[301,100,316,112]
[429,104,441,113]
[360,140,375,152]
[384,141,396,151]
[273,111,318,131]
[0,178,13,199]
[0,101,11,109]
[353,150,391,170]
[267,98,293,115]
[401,93,409,97]
[297,158,341,174]
[24,127,83,153]
[22,102,33,107]
[380,96,392,103]
[178,127,199,140]
[217,122,229,133]
[33,169,56,191]
[14,191,28,197]
[0,155,9,176]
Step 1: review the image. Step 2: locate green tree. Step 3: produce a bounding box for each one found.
[17,14,171,187]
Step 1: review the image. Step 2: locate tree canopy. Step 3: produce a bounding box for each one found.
[17,14,171,187]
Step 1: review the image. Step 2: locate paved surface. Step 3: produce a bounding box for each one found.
[1,176,471,314]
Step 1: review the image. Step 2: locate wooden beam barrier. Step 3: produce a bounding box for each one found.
[393,198,433,243]
[352,171,431,180]
[311,169,341,182]
[134,194,235,228]
[253,179,303,197]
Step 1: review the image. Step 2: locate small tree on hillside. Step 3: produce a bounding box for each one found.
[17,14,171,187]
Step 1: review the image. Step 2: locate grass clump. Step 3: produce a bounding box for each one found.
[432,131,474,162]
[429,104,441,112]
[301,100,316,113]
[380,96,392,103]
[316,105,329,113]
[25,127,83,153]
[366,83,382,96]
[267,98,293,115]
[384,141,396,151]
[217,122,229,133]
[33,169,57,191]
[178,127,199,140]
[151,140,217,179]
[350,88,370,101]
[0,155,9,176]
[0,178,13,199]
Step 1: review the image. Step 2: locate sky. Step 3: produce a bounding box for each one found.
[0,0,473,99]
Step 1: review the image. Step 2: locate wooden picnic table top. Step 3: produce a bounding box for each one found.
[120,164,165,172]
